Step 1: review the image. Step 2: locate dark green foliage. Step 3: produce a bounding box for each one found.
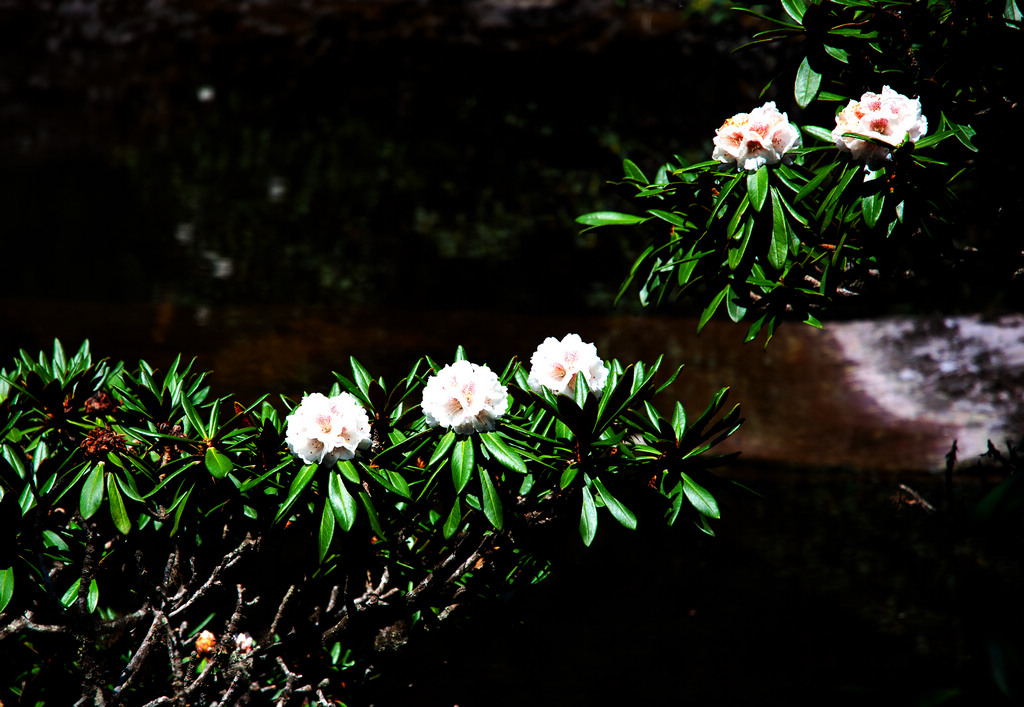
[0,340,741,704]
[580,0,1022,343]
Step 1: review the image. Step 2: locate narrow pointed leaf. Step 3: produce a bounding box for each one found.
[452,437,474,494]
[769,187,790,271]
[580,486,598,546]
[698,285,730,332]
[107,474,131,535]
[0,567,13,614]
[478,468,503,530]
[80,462,105,520]
[623,158,648,183]
[318,503,335,563]
[681,472,720,518]
[275,463,318,523]
[87,578,99,614]
[328,472,359,532]
[358,492,386,538]
[593,477,637,530]
[747,166,769,212]
[443,498,462,539]
[576,211,649,227]
[480,432,528,474]
[429,430,457,466]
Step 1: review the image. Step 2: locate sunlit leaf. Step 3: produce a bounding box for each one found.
[443,498,461,539]
[593,477,637,530]
[107,473,131,535]
[204,447,232,479]
[794,56,821,108]
[0,567,13,614]
[328,471,358,532]
[480,432,528,474]
[747,166,769,212]
[318,503,335,563]
[576,211,650,228]
[452,437,474,494]
[80,462,105,520]
[478,468,503,530]
[769,187,790,270]
[580,486,598,546]
[681,472,720,519]
[623,158,648,183]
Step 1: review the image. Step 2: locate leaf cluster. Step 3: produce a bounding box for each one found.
[0,339,742,704]
[579,0,1022,343]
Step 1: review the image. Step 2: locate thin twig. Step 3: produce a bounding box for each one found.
[270,584,296,637]
[168,535,255,619]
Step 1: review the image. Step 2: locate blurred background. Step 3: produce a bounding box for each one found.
[2,1,1022,704]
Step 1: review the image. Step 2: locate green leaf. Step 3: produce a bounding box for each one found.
[60,579,80,608]
[575,211,650,228]
[480,432,528,474]
[593,477,637,530]
[328,472,359,532]
[801,125,834,143]
[728,218,754,271]
[795,160,838,203]
[725,285,747,323]
[769,187,790,271]
[478,468,503,530]
[579,486,598,546]
[623,158,648,183]
[823,44,849,63]
[452,437,475,494]
[87,578,99,614]
[560,465,579,489]
[429,430,457,466]
[747,166,769,212]
[180,394,206,438]
[80,462,105,520]
[680,472,720,519]
[1005,0,1022,23]
[349,356,374,399]
[647,209,691,228]
[671,402,687,442]
[318,503,335,563]
[794,56,821,108]
[337,460,360,484]
[0,567,13,614]
[443,498,461,539]
[862,191,885,228]
[275,463,318,523]
[204,447,232,479]
[358,491,386,538]
[107,473,131,535]
[698,285,730,333]
[781,0,805,22]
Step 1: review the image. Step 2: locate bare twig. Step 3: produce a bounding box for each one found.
[169,535,255,619]
[270,584,296,637]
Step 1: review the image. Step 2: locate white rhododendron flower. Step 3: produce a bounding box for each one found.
[712,102,802,171]
[832,86,928,166]
[285,392,372,465]
[421,360,508,434]
[527,333,609,397]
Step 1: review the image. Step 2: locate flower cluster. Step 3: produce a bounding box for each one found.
[527,333,608,397]
[195,630,217,656]
[285,392,372,465]
[712,102,802,171]
[421,360,509,434]
[832,86,928,166]
[234,633,256,654]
